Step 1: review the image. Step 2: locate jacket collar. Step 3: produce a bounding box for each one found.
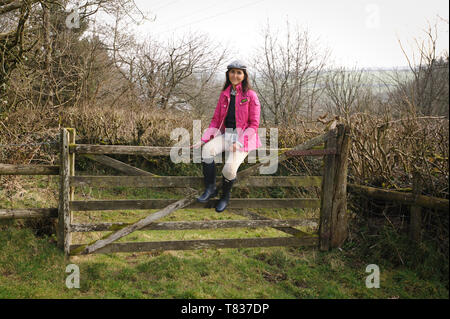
[224,83,243,98]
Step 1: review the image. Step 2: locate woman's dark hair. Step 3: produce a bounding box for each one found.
[222,69,253,93]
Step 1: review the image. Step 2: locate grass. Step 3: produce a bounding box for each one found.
[1,226,447,299]
[0,175,448,299]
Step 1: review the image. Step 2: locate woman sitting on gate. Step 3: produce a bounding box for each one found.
[191,60,262,212]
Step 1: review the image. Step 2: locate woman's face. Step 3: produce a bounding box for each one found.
[228,68,245,87]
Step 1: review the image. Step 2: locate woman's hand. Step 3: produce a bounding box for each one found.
[191,141,205,149]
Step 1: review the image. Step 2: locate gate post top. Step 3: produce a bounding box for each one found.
[61,128,75,134]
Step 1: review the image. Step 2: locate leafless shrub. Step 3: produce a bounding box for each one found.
[349,112,448,198]
[386,20,449,118]
[252,20,329,125]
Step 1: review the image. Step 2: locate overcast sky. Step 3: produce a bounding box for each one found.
[128,0,449,69]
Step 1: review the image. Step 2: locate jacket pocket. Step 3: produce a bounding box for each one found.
[238,100,249,119]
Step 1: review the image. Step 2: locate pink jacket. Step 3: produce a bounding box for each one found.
[201,83,262,153]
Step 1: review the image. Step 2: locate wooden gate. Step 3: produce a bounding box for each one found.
[56,123,350,256]
[3,123,448,253]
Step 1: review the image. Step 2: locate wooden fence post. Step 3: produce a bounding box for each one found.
[409,171,422,242]
[330,124,351,248]
[319,124,351,250]
[58,128,72,256]
[68,128,75,252]
[319,127,337,250]
[68,127,75,203]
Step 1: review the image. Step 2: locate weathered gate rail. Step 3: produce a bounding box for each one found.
[0,125,345,255]
[1,124,447,254]
[66,125,345,256]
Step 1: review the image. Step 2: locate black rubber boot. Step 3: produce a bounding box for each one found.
[215,176,236,213]
[197,160,218,203]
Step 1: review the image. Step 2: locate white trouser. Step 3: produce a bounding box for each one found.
[201,133,248,180]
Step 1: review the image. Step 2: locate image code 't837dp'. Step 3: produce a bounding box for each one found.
[180,302,270,318]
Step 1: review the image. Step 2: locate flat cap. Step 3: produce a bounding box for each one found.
[227,60,247,70]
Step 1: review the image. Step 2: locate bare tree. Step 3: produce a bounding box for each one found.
[111,30,228,112]
[323,67,367,122]
[0,0,148,111]
[252,20,329,125]
[388,20,449,118]
[139,34,227,110]
[0,0,37,97]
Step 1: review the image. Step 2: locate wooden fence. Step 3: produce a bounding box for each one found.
[67,124,350,256]
[7,123,445,256]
